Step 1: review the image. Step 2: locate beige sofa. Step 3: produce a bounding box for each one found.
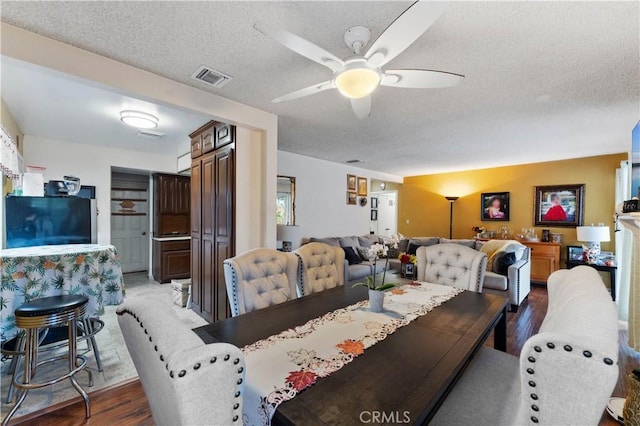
[391,237,531,312]
[431,266,618,425]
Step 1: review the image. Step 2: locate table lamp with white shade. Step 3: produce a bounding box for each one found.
[576,225,610,264]
[277,224,299,252]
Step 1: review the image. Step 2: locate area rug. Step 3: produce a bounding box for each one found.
[0,272,207,421]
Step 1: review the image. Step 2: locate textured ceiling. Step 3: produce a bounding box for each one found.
[1,1,638,176]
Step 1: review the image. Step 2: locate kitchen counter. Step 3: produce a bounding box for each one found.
[152,236,191,242]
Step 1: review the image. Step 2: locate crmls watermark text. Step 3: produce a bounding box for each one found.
[359,411,411,424]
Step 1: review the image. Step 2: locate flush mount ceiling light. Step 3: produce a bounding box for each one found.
[120,110,159,129]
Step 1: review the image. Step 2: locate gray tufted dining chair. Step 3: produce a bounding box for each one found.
[223,248,300,317]
[117,298,245,425]
[417,243,487,292]
[295,242,345,296]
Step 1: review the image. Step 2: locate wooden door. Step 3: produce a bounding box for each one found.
[214,147,234,320]
[190,160,202,314]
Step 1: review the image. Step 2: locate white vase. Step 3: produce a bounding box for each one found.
[368,289,385,313]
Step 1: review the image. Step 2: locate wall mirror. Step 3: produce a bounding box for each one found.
[276,175,296,225]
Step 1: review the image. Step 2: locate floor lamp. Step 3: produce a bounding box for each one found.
[445,196,459,239]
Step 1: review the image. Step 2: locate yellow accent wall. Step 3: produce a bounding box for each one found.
[399,153,627,255]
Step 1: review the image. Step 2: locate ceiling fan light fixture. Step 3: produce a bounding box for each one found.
[120,110,159,129]
[334,62,380,99]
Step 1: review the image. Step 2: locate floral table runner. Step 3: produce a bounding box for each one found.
[0,244,125,341]
[241,282,463,425]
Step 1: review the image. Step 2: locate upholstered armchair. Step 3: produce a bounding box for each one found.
[295,242,345,296]
[223,248,299,317]
[117,298,245,425]
[431,266,619,425]
[416,244,487,292]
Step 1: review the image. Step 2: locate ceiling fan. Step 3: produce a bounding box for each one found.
[255,0,464,119]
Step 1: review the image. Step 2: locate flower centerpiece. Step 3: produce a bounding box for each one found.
[397,252,417,279]
[472,225,487,239]
[352,234,402,312]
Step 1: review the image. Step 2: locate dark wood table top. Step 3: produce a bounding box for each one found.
[194,283,508,425]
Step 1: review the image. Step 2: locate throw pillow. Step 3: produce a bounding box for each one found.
[493,252,516,276]
[357,247,374,262]
[343,247,363,265]
[407,243,421,256]
[339,236,360,249]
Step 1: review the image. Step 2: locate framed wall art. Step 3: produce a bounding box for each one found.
[347,174,357,191]
[371,209,378,221]
[371,197,378,209]
[534,184,585,227]
[357,177,368,196]
[347,191,357,205]
[481,192,510,221]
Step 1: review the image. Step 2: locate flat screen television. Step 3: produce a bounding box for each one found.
[5,196,97,248]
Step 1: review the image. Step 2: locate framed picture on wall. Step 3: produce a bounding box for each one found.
[371,209,378,221]
[481,192,510,221]
[357,177,368,196]
[371,197,378,209]
[347,191,357,205]
[347,174,357,191]
[534,184,585,227]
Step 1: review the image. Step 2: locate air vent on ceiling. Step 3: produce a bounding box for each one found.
[345,159,365,164]
[136,129,165,139]
[191,65,233,88]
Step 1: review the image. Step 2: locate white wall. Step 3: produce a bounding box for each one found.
[236,127,269,252]
[23,135,177,244]
[277,151,402,247]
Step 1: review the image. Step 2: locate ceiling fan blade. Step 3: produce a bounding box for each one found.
[365,0,449,67]
[381,69,464,88]
[272,81,335,103]
[254,22,344,72]
[351,96,372,119]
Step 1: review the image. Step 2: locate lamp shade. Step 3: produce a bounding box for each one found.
[576,226,610,243]
[276,224,299,242]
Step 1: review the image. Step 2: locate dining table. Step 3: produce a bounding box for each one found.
[0,244,125,342]
[194,280,507,425]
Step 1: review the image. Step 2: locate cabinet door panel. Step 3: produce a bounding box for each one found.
[191,136,202,159]
[202,239,215,323]
[191,162,201,235]
[202,128,215,154]
[190,236,202,312]
[202,154,215,238]
[162,249,191,281]
[160,176,176,213]
[176,177,191,215]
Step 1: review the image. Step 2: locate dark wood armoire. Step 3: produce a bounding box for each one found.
[190,121,236,322]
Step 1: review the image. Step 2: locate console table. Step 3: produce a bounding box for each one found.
[521,241,561,284]
[566,260,616,301]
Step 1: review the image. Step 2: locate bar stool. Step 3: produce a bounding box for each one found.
[2,295,92,425]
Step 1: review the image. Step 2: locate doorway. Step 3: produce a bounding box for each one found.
[372,192,398,237]
[110,170,150,273]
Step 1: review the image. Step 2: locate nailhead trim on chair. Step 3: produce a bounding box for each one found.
[117,308,245,421]
[523,341,617,425]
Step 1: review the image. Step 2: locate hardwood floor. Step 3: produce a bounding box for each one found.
[11,286,637,426]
